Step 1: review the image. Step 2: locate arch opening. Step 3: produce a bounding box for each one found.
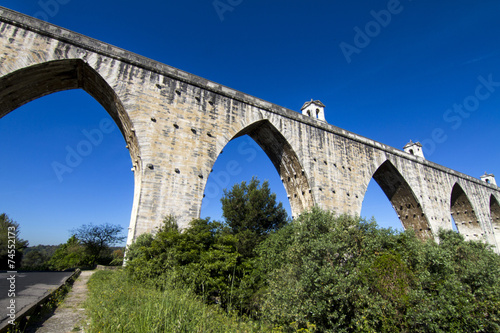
[0,59,140,246]
[0,59,139,158]
[361,178,404,231]
[368,160,432,240]
[490,195,500,246]
[0,90,133,246]
[450,183,482,240]
[235,120,314,217]
[200,135,292,221]
[451,215,459,232]
[202,119,314,220]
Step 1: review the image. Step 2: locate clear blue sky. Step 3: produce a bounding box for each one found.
[1,0,499,246]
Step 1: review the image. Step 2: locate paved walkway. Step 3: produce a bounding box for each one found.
[29,270,95,333]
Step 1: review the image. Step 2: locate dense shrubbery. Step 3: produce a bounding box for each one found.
[260,208,500,332]
[125,221,270,314]
[126,217,244,307]
[126,205,500,332]
[126,178,288,315]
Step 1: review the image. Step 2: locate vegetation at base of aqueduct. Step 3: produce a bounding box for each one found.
[116,178,500,332]
[4,177,500,332]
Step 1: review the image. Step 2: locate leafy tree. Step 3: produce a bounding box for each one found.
[221,177,289,257]
[0,213,29,270]
[72,223,126,265]
[48,235,89,271]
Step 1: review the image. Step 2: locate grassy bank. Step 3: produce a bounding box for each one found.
[85,270,270,333]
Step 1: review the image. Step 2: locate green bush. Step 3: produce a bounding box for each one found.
[125,216,248,310]
[258,207,500,332]
[125,204,500,332]
[126,178,290,316]
[48,235,91,271]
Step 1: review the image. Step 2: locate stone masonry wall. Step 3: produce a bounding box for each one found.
[0,7,499,249]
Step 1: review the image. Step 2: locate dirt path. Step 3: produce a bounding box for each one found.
[29,270,95,333]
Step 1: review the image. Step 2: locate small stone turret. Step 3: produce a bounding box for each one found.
[301,99,325,121]
[481,172,497,186]
[404,140,425,159]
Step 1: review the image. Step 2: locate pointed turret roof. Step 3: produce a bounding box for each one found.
[301,99,325,110]
[404,140,422,149]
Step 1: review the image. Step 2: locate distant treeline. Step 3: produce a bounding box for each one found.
[21,244,124,270]
[1,212,125,271]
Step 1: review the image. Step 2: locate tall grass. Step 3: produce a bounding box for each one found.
[85,270,270,332]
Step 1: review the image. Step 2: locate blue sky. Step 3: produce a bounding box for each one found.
[0,0,499,246]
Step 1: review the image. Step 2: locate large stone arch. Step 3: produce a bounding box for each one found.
[365,160,432,239]
[209,119,315,218]
[450,183,482,240]
[0,59,138,152]
[0,58,142,245]
[490,195,500,247]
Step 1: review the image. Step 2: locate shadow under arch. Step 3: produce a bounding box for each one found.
[0,59,141,244]
[490,195,500,246]
[221,119,315,218]
[450,183,482,239]
[366,160,432,240]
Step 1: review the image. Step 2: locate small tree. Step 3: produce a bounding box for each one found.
[0,213,29,270]
[72,223,126,266]
[221,177,289,257]
[48,235,88,271]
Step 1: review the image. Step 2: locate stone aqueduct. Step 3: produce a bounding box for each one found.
[1,7,499,248]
